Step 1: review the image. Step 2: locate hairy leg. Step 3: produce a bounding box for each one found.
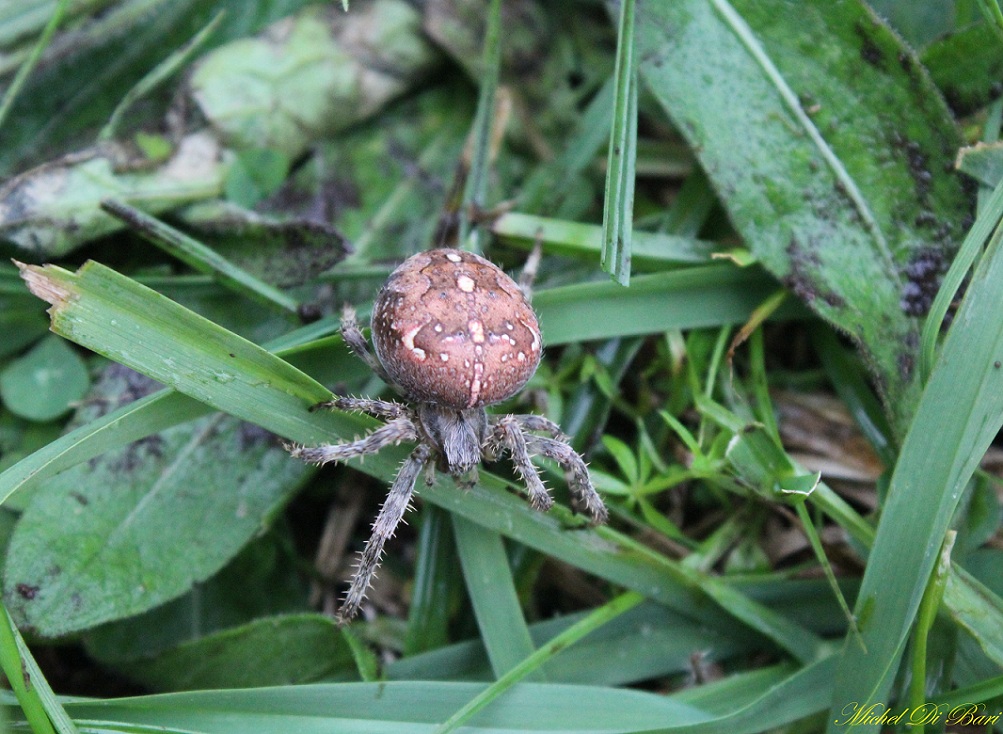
[490,416,553,512]
[512,414,568,441]
[285,418,417,465]
[312,396,408,421]
[525,434,608,524]
[340,305,392,384]
[338,443,433,622]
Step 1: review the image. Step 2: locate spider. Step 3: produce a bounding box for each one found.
[286,247,608,622]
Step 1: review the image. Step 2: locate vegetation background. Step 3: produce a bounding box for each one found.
[0,0,1001,732]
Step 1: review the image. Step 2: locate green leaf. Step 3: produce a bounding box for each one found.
[943,567,1003,669]
[224,148,292,209]
[0,306,49,361]
[84,529,310,668]
[4,365,313,637]
[107,614,356,692]
[101,199,300,315]
[0,335,89,422]
[956,141,1003,188]
[0,135,226,257]
[922,22,1003,115]
[637,0,969,438]
[180,201,352,288]
[189,3,441,158]
[601,435,639,486]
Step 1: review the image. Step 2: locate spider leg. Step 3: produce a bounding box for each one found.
[512,414,568,442]
[525,434,608,524]
[312,396,408,421]
[340,305,392,385]
[285,418,417,465]
[491,416,553,512]
[338,443,433,622]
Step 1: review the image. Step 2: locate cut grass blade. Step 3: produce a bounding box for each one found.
[16,260,330,440]
[600,0,637,285]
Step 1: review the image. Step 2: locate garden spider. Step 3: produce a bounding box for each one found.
[286,248,607,621]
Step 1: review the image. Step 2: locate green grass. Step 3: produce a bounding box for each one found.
[0,2,1002,733]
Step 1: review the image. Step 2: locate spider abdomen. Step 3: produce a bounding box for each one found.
[371,248,542,409]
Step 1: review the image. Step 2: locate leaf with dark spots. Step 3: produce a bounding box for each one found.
[900,248,948,316]
[3,370,315,636]
[180,202,353,288]
[854,20,886,69]
[84,532,310,672]
[71,364,164,428]
[636,0,970,438]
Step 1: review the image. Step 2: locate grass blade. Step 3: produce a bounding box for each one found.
[16,260,332,442]
[433,591,644,734]
[827,170,1003,731]
[98,11,224,141]
[452,516,537,679]
[534,264,804,345]
[494,212,718,268]
[0,603,77,733]
[101,200,301,316]
[600,0,637,285]
[458,0,503,252]
[920,179,1003,380]
[0,0,70,132]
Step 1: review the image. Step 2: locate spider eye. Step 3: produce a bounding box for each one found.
[370,248,542,409]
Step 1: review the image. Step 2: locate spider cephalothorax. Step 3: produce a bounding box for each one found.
[287,248,607,621]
